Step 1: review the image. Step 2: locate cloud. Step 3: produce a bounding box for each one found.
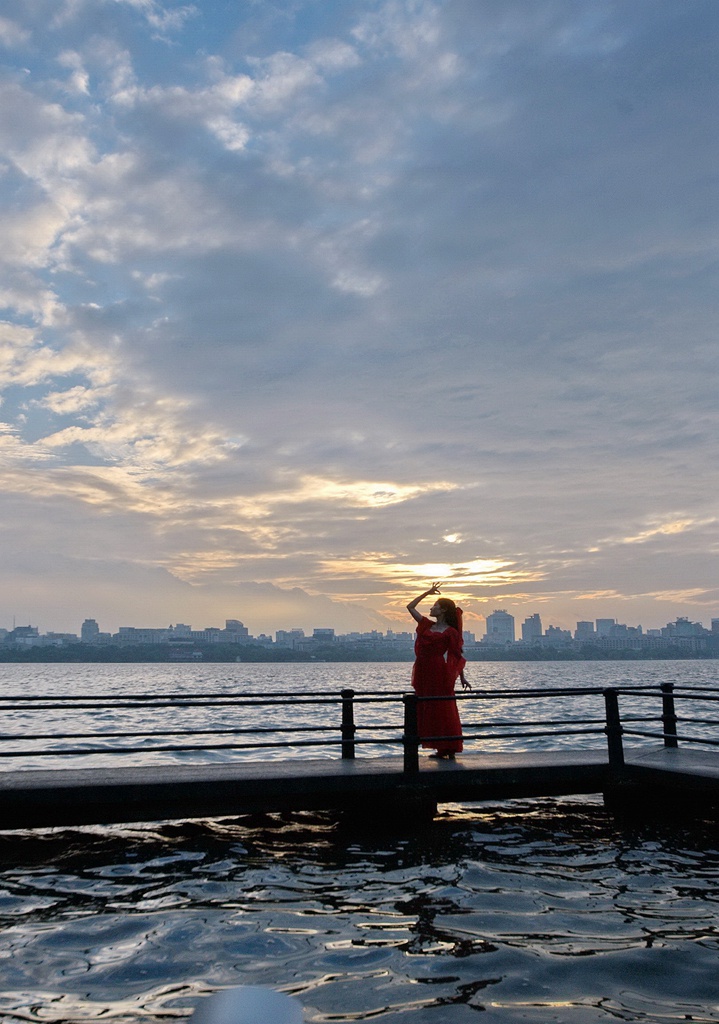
[0,15,29,48]
[0,0,717,634]
[618,517,717,546]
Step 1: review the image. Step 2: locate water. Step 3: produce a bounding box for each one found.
[0,662,718,1022]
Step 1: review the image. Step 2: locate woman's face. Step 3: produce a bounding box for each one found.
[429,601,443,619]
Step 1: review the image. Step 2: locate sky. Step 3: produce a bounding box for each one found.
[1,0,717,638]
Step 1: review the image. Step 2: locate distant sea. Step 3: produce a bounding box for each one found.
[0,661,717,1023]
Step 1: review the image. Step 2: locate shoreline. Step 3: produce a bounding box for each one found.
[1,643,718,664]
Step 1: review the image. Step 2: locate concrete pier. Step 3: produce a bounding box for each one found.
[0,746,717,829]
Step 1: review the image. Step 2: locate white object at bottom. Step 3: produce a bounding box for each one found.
[192,986,304,1024]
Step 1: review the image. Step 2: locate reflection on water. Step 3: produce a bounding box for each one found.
[0,798,718,1023]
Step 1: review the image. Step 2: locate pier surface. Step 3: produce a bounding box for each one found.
[1,746,718,829]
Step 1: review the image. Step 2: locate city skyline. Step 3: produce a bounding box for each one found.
[1,2,718,637]
[4,606,718,645]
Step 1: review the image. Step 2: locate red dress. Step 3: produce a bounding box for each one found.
[412,617,466,754]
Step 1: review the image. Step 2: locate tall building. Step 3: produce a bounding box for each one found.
[225,619,249,637]
[545,625,572,644]
[276,628,305,648]
[575,621,595,640]
[313,628,336,642]
[81,619,99,643]
[662,617,705,638]
[595,619,616,637]
[521,614,542,642]
[484,609,515,644]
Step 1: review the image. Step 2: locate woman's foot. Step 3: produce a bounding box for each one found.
[428,751,455,760]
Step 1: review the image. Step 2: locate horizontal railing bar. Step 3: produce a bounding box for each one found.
[0,692,458,711]
[0,724,348,741]
[1,682,716,703]
[0,688,425,703]
[622,729,719,748]
[0,696,352,704]
[0,695,615,715]
[342,688,640,700]
[0,693,582,712]
[353,724,402,730]
[616,691,719,703]
[459,718,606,729]
[418,688,671,702]
[664,686,719,693]
[6,715,714,745]
[678,718,719,726]
[0,697,352,712]
[0,726,613,753]
[426,726,607,742]
[0,736,353,757]
[0,735,417,758]
[0,723,612,758]
[0,683,687,707]
[620,728,669,739]
[613,716,659,724]
[1,689,716,717]
[433,688,624,700]
[668,694,719,703]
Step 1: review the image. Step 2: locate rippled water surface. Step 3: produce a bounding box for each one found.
[0,663,718,1022]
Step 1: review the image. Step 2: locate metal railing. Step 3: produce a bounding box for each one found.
[612,682,719,755]
[0,682,717,772]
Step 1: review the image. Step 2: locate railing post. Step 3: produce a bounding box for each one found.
[340,688,356,759]
[402,692,420,774]
[661,682,678,748]
[604,687,624,767]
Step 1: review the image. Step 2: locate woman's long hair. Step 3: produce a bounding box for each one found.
[436,597,461,632]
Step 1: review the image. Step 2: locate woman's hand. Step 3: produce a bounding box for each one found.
[460,672,472,691]
[407,581,443,622]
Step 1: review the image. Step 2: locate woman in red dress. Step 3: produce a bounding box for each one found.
[406,582,470,759]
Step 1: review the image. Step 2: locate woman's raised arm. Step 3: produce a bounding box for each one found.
[406,582,442,623]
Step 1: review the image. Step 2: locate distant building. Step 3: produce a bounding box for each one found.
[81,619,100,643]
[484,609,515,644]
[386,630,414,643]
[312,628,336,642]
[276,628,306,648]
[595,619,616,637]
[117,626,169,644]
[575,621,595,640]
[225,619,249,638]
[169,647,202,661]
[44,632,79,645]
[6,626,40,646]
[609,622,643,638]
[544,625,572,644]
[521,614,542,642]
[661,617,706,639]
